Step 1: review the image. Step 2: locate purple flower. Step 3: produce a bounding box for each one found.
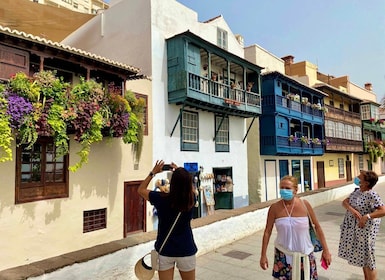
[110,112,130,137]
[6,93,33,128]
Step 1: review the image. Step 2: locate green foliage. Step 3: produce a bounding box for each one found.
[17,114,38,149]
[0,71,145,172]
[47,104,69,158]
[125,90,146,162]
[33,70,70,104]
[69,112,104,172]
[0,94,13,162]
[366,141,385,163]
[8,72,41,102]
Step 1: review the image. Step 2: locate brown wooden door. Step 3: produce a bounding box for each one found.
[346,161,352,182]
[316,161,325,188]
[124,180,146,237]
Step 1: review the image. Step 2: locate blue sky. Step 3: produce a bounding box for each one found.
[177,0,385,102]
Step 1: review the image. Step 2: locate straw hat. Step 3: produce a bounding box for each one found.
[134,252,156,280]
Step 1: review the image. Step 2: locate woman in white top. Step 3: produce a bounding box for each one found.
[259,175,332,279]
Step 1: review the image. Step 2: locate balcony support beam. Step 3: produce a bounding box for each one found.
[170,103,186,137]
[243,117,256,143]
[213,114,227,141]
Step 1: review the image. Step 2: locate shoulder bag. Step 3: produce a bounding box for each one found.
[301,199,323,252]
[134,212,181,280]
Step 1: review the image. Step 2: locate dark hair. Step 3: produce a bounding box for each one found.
[361,170,378,188]
[168,167,195,212]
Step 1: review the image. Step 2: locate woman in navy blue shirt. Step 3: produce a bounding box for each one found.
[138,160,198,280]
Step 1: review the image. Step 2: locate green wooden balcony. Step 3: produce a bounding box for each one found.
[168,71,261,118]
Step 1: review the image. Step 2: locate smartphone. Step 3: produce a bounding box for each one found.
[162,164,172,171]
[321,258,328,270]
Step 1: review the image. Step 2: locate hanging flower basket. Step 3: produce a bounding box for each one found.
[366,140,385,163]
[0,71,145,171]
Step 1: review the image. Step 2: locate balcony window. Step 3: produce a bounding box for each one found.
[345,125,353,140]
[361,104,370,120]
[362,104,380,120]
[325,120,336,137]
[181,110,199,151]
[336,123,344,138]
[353,126,362,141]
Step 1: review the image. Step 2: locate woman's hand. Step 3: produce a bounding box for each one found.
[351,208,362,220]
[170,162,178,170]
[259,255,269,270]
[321,250,332,267]
[151,160,165,175]
[358,214,370,228]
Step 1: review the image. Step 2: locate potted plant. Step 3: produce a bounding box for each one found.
[300,136,310,145]
[288,135,297,142]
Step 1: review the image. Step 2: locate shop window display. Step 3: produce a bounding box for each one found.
[213,168,234,209]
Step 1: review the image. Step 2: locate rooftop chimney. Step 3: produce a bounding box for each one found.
[364,83,373,91]
[235,34,244,47]
[281,55,294,65]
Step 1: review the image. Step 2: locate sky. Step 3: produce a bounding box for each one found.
[176,0,385,102]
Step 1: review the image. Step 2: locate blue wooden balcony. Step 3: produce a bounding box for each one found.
[263,95,324,124]
[261,135,324,156]
[168,71,261,118]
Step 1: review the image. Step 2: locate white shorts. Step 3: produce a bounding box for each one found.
[158,254,196,272]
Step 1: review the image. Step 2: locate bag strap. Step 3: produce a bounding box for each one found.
[159,212,181,254]
[300,199,315,225]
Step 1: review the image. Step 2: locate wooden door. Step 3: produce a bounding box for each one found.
[316,161,325,188]
[346,160,352,182]
[124,180,145,237]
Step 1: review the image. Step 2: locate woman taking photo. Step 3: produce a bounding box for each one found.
[138,160,197,280]
[338,170,385,280]
[260,175,332,280]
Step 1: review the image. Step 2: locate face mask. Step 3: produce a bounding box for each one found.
[280,189,294,201]
[353,177,360,186]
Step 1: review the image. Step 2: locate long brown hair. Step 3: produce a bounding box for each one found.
[168,167,195,212]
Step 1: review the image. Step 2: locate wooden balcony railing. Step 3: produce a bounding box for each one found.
[264,95,324,118]
[325,137,363,152]
[188,73,261,108]
[325,105,361,125]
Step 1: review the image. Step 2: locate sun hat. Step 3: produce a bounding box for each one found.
[134,252,157,280]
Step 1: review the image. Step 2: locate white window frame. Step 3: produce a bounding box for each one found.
[181,110,199,151]
[217,28,228,50]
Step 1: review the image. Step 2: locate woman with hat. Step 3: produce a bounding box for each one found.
[138,160,197,280]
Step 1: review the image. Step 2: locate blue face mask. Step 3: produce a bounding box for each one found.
[280,189,294,201]
[354,177,360,186]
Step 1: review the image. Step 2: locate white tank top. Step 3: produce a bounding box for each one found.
[275,216,314,256]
